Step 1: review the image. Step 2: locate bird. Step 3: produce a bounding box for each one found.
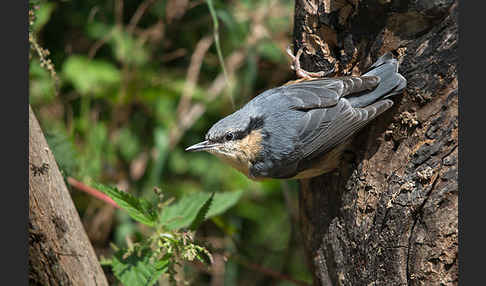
[185,48,407,180]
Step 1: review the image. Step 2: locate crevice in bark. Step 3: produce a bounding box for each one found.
[406,169,441,286]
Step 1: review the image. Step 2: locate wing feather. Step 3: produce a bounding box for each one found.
[267,76,393,173]
[281,76,380,110]
[298,99,393,161]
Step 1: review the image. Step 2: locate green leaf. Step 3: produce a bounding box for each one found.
[148,128,169,186]
[62,55,120,95]
[111,248,169,286]
[78,123,109,178]
[32,2,55,33]
[117,127,141,162]
[159,192,210,230]
[96,183,158,227]
[85,21,111,40]
[190,192,214,230]
[257,41,284,63]
[216,9,249,45]
[110,27,149,66]
[207,190,243,218]
[29,59,57,104]
[160,191,242,230]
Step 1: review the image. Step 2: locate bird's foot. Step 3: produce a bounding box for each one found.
[286,46,335,80]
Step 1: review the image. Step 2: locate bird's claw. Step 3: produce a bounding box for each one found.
[286,45,335,80]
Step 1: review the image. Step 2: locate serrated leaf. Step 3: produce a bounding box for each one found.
[159,192,210,230]
[96,183,158,227]
[206,190,243,218]
[111,248,169,286]
[160,191,242,231]
[190,192,214,230]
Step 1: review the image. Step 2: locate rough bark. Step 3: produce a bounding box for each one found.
[293,0,458,285]
[29,105,108,286]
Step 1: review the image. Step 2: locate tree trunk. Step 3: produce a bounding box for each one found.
[292,0,458,285]
[29,105,108,286]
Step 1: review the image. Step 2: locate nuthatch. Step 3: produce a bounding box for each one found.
[186,50,406,180]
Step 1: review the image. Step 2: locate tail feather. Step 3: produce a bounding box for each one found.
[347,53,407,108]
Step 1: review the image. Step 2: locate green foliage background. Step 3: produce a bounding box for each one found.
[30,0,311,284]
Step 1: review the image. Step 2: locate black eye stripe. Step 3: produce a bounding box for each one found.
[222,131,246,142]
[206,116,264,143]
[207,129,251,143]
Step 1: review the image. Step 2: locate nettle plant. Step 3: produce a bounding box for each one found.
[97,184,242,285]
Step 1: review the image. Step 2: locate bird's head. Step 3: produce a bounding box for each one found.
[185,111,264,177]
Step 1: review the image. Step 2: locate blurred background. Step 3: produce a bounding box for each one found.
[29,0,311,284]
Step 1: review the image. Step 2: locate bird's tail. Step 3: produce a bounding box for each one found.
[347,53,407,108]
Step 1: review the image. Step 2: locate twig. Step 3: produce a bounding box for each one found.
[67,177,120,209]
[206,0,231,105]
[188,0,205,9]
[29,32,59,91]
[127,0,157,35]
[177,35,214,117]
[89,0,157,59]
[136,20,165,46]
[160,48,187,62]
[87,6,100,23]
[115,0,124,28]
[88,30,114,59]
[169,51,246,148]
[169,36,214,148]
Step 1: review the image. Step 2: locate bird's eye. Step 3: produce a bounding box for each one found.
[225,132,234,141]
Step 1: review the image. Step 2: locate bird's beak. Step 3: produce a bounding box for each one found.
[185,140,220,152]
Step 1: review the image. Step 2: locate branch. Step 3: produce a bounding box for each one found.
[176,35,214,119]
[67,177,120,209]
[29,106,108,285]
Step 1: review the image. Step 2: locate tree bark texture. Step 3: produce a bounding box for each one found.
[29,105,108,286]
[293,0,458,285]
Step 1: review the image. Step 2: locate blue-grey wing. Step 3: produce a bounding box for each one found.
[277,76,387,159]
[296,98,394,162]
[280,76,380,110]
[277,67,405,162]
